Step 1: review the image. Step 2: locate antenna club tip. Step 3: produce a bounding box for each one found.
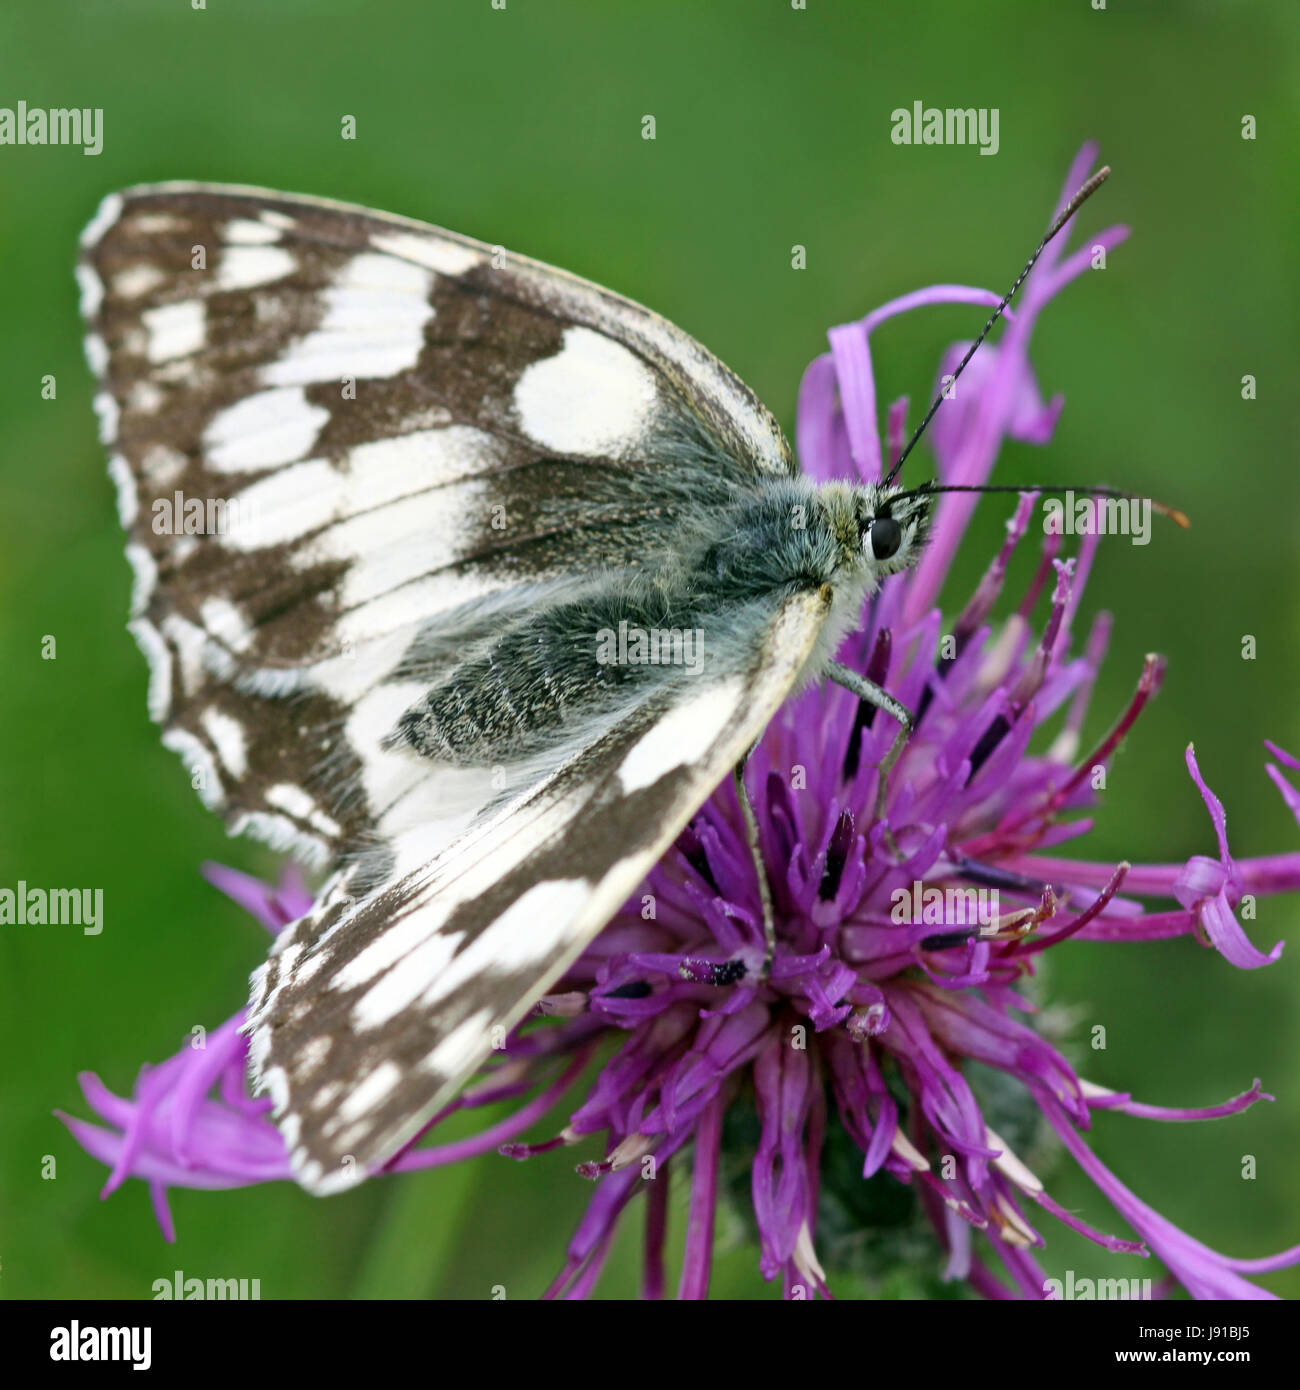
[1149,497,1189,528]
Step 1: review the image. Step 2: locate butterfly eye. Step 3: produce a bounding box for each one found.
[868,516,902,561]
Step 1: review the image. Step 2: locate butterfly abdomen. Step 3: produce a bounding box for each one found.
[387,583,688,765]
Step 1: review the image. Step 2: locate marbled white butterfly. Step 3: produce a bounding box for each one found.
[79,174,1109,1193]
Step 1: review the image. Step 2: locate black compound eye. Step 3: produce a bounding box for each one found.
[869,516,902,561]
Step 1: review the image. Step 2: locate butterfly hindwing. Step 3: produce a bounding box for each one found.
[79,184,795,870]
[246,587,832,1193]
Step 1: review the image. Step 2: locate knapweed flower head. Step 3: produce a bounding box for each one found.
[62,145,1300,1299]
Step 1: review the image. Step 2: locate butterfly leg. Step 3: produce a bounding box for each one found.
[733,756,777,973]
[826,661,913,856]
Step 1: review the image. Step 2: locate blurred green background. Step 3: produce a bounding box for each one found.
[2,0,1298,1300]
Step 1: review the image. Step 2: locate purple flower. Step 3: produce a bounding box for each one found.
[61,145,1300,1298]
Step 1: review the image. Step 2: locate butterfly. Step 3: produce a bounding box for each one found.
[78,175,1107,1194]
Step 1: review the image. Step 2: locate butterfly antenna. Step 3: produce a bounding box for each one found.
[882,164,1111,488]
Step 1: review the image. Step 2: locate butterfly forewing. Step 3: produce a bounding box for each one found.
[79,184,794,869]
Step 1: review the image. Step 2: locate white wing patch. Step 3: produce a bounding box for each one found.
[370,229,483,277]
[215,243,296,291]
[261,253,434,386]
[112,264,167,299]
[199,706,248,777]
[142,300,205,363]
[204,386,330,472]
[513,325,659,458]
[223,428,503,551]
[618,678,744,792]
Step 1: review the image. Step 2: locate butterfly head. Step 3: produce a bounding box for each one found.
[855,482,932,579]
